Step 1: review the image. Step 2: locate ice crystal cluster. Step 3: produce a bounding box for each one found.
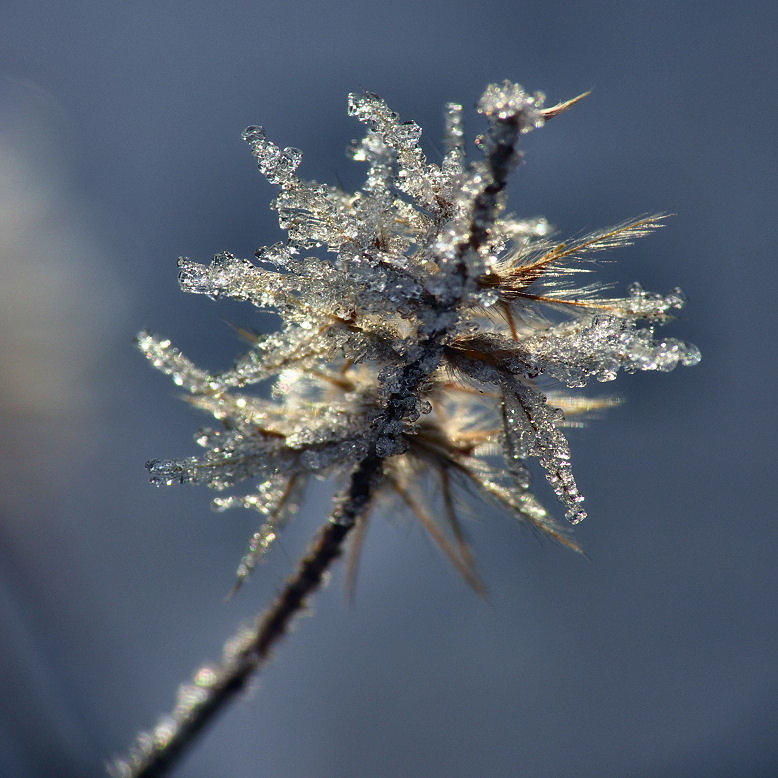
[138,81,699,591]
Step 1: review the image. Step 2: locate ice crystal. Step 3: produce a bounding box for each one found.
[137,81,699,587]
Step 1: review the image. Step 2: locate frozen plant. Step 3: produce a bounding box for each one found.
[114,81,699,776]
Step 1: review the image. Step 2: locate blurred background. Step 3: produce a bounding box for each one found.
[1,1,776,776]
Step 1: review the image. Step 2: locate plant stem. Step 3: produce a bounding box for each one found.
[118,459,380,778]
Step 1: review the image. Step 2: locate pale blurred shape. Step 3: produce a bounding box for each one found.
[0,77,127,510]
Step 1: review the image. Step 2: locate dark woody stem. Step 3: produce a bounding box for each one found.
[124,457,380,778]
[467,117,521,253]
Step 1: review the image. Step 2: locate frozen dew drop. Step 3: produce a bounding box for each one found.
[666,286,687,309]
[241,124,266,145]
[152,716,177,749]
[194,666,218,688]
[175,683,208,719]
[375,435,399,458]
[682,343,702,366]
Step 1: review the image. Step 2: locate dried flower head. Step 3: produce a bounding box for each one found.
[137,81,699,592]
[118,80,700,778]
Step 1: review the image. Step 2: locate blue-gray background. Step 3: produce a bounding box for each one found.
[1,1,776,776]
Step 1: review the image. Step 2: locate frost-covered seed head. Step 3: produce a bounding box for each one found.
[137,81,699,592]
